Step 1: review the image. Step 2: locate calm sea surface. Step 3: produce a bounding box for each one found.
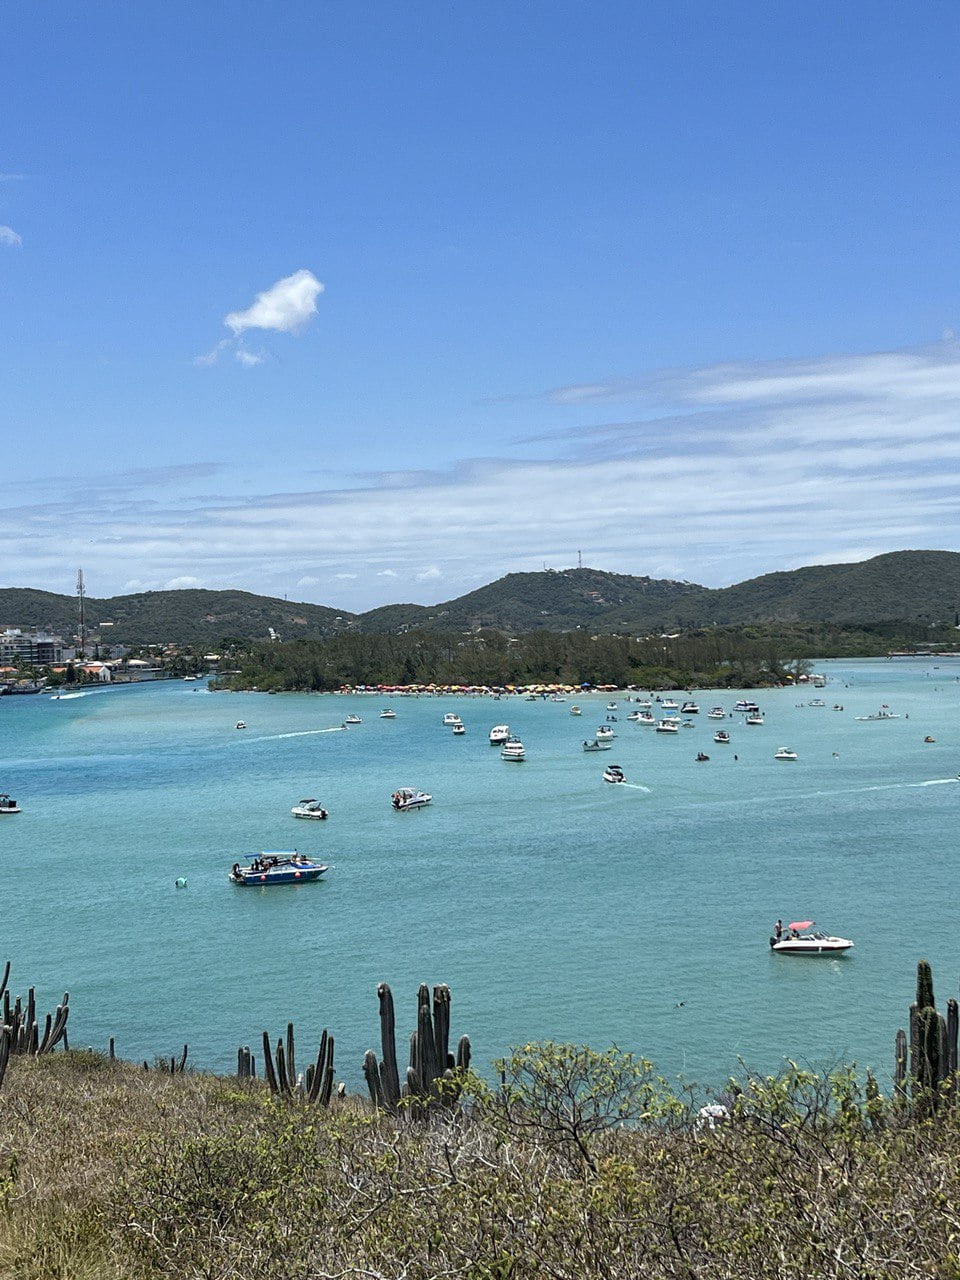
[2,658,958,1092]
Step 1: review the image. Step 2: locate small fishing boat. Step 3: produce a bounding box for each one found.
[291,798,329,820]
[230,853,327,886]
[489,724,510,745]
[235,721,246,730]
[602,764,625,783]
[773,747,798,761]
[391,788,432,811]
[583,738,612,752]
[713,729,731,744]
[770,921,853,955]
[0,794,21,814]
[500,737,525,761]
[379,708,397,719]
[343,714,362,724]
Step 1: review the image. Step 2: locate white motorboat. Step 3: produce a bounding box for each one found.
[707,706,725,719]
[713,729,731,744]
[734,700,760,714]
[602,764,625,783]
[606,702,618,711]
[770,921,853,955]
[489,724,510,744]
[626,711,657,725]
[855,707,900,721]
[583,738,612,752]
[391,787,432,811]
[452,723,466,735]
[500,737,525,761]
[343,714,362,724]
[680,701,700,714]
[745,713,764,725]
[442,713,463,727]
[595,725,615,740]
[656,719,680,733]
[660,699,679,711]
[570,705,582,716]
[807,699,826,708]
[291,798,329,820]
[235,721,246,730]
[379,708,397,719]
[773,747,798,761]
[0,794,20,814]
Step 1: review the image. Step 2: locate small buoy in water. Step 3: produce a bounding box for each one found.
[175,877,187,888]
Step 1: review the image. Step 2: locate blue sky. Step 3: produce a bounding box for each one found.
[3,2,960,612]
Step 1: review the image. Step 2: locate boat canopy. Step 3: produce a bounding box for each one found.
[788,920,814,931]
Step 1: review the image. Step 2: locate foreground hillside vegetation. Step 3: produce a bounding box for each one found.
[2,1045,960,1280]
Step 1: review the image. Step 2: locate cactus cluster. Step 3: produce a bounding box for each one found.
[0,962,70,1089]
[894,960,959,1108]
[363,982,471,1113]
[249,1021,336,1105]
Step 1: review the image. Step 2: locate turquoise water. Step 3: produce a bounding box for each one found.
[2,659,958,1092]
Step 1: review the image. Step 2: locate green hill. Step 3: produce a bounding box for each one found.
[3,550,959,646]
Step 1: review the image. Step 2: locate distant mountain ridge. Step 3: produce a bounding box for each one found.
[2,551,959,646]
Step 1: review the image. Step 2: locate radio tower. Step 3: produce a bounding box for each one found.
[76,568,86,659]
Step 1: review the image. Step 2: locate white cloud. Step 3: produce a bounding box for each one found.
[163,576,203,589]
[235,349,265,367]
[225,269,324,336]
[12,338,960,609]
[194,339,229,367]
[0,225,22,247]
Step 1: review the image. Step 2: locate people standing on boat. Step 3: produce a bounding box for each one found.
[774,919,783,941]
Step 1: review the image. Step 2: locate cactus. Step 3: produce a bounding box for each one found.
[365,982,471,1114]
[916,959,935,1010]
[255,1023,335,1104]
[894,1028,908,1099]
[897,961,959,1112]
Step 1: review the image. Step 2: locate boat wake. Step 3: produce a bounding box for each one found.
[619,782,653,793]
[248,727,347,742]
[50,691,93,700]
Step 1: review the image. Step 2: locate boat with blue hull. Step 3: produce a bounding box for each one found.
[230,853,328,886]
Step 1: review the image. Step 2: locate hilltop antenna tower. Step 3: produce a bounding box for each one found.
[76,568,86,659]
[578,550,582,569]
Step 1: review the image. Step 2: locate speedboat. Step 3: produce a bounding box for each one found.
[391,788,432,811]
[745,713,764,725]
[770,921,853,955]
[583,738,612,752]
[606,702,618,711]
[0,794,20,814]
[489,724,510,745]
[626,710,657,724]
[343,714,362,724]
[291,798,329,820]
[808,699,826,708]
[713,729,730,744]
[230,853,327,886]
[602,764,625,783]
[660,699,679,711]
[707,706,725,719]
[855,708,900,721]
[379,708,397,719]
[734,700,760,714]
[235,721,246,730]
[570,705,582,716]
[500,737,525,761]
[924,736,936,743]
[773,747,798,761]
[595,725,615,740]
[655,719,680,733]
[681,701,700,714]
[442,713,463,726]
[695,751,709,762]
[452,723,466,735]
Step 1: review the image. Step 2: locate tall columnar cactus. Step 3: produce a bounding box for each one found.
[254,1022,335,1104]
[897,960,958,1111]
[364,982,471,1114]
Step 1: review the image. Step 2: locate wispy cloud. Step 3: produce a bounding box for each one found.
[195,269,324,367]
[10,340,960,609]
[0,225,22,248]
